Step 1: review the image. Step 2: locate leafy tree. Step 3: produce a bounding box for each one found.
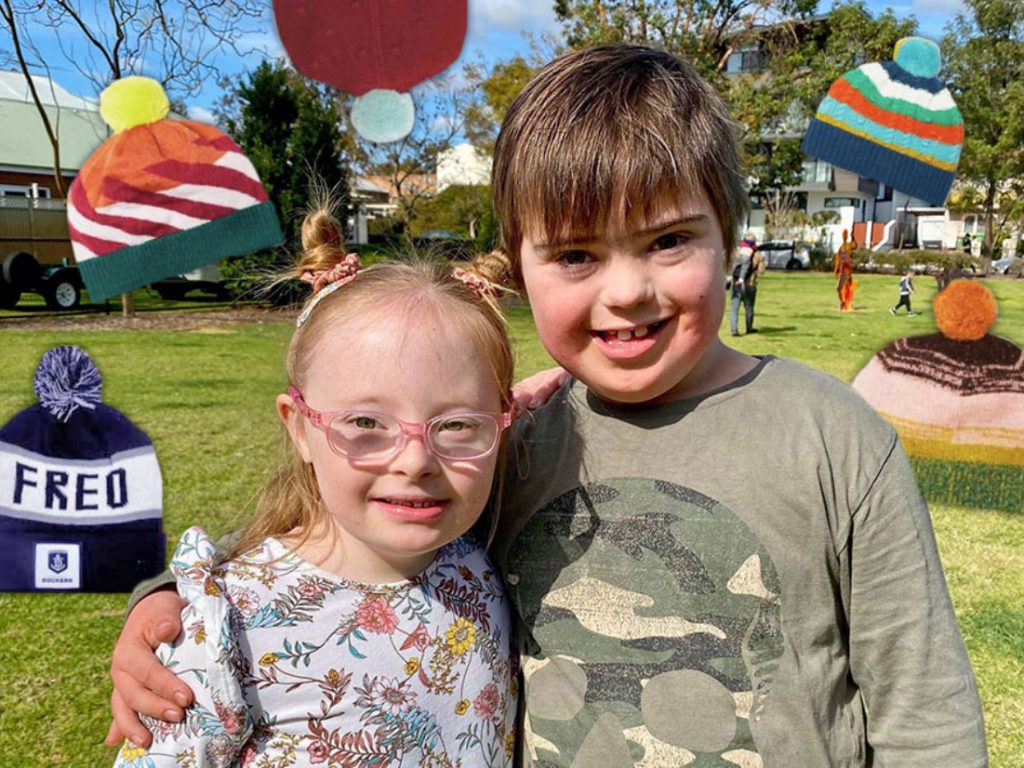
[351,77,468,240]
[215,60,350,298]
[411,184,492,241]
[943,0,1024,270]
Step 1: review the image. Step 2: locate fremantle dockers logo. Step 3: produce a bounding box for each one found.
[48,551,68,574]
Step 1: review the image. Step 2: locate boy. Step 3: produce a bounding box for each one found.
[892,268,916,315]
[108,45,987,766]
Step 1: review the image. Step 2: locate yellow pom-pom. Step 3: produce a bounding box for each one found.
[99,76,170,133]
[934,279,997,341]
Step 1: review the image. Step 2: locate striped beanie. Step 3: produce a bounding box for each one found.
[0,347,164,592]
[68,77,283,301]
[852,281,1023,512]
[802,37,963,206]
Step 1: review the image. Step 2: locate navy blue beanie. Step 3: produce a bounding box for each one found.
[0,347,164,592]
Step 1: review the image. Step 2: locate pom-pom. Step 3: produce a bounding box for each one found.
[350,89,415,144]
[934,280,997,341]
[100,76,170,133]
[894,37,941,79]
[34,346,103,423]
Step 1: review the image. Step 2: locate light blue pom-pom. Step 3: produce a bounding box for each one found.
[34,346,102,422]
[894,37,941,78]
[351,89,415,144]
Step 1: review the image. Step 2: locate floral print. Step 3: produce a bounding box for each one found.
[112,526,516,768]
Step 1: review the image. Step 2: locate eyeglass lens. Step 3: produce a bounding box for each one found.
[328,413,499,459]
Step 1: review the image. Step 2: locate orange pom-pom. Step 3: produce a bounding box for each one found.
[933,280,997,341]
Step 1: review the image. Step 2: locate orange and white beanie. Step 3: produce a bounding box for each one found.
[67,77,282,301]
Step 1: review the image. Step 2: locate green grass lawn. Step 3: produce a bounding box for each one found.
[0,271,1021,766]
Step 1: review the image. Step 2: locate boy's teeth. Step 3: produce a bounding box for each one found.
[609,325,651,341]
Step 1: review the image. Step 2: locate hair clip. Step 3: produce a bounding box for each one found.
[452,268,500,301]
[296,253,361,328]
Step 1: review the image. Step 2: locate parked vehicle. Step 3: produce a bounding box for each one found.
[757,240,811,270]
[151,264,230,300]
[993,255,1022,275]
[0,197,84,309]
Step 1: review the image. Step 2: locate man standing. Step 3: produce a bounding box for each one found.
[730,235,764,335]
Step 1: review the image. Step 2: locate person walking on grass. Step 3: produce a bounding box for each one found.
[892,268,916,315]
[729,235,764,336]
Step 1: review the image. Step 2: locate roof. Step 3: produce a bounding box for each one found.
[0,71,108,172]
[0,70,96,109]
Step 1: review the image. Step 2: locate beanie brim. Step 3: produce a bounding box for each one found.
[802,120,954,207]
[78,200,283,302]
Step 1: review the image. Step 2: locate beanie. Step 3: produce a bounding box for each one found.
[802,37,963,206]
[0,347,165,592]
[852,281,1023,512]
[272,0,468,143]
[68,76,283,302]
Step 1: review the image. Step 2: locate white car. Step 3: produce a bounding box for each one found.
[993,256,1021,275]
[757,241,811,270]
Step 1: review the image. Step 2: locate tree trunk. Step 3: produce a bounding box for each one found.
[121,292,134,318]
[983,179,997,275]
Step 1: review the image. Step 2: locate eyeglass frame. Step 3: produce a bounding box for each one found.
[287,385,514,462]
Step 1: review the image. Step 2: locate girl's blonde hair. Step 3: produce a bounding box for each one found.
[229,206,515,559]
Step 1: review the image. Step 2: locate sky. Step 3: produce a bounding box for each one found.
[2,0,966,122]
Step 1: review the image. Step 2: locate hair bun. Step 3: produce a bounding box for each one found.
[298,207,346,276]
[469,249,515,290]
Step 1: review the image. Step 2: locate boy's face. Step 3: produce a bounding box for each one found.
[520,193,728,404]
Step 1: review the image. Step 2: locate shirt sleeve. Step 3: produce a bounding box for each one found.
[845,438,988,766]
[125,528,243,616]
[113,527,253,768]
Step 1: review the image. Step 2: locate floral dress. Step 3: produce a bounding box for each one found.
[114,526,517,768]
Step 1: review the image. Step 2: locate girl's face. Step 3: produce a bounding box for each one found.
[278,312,503,583]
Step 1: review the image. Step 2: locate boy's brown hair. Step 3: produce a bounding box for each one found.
[492,44,748,284]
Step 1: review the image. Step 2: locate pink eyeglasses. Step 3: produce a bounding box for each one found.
[288,386,513,462]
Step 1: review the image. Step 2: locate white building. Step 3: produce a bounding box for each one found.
[436,143,491,192]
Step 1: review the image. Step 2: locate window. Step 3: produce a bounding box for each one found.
[875,183,893,202]
[801,159,832,185]
[0,184,51,198]
[824,197,858,209]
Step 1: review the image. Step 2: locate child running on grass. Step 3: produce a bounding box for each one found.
[108,44,987,767]
[892,268,917,315]
[111,205,518,767]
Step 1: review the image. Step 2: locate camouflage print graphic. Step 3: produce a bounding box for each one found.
[506,478,784,767]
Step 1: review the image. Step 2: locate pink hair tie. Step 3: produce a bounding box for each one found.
[452,268,499,300]
[301,252,361,295]
[296,252,362,328]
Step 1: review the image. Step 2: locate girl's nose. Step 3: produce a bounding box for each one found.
[388,433,440,477]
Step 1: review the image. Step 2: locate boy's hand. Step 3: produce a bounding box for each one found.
[104,588,191,748]
[512,367,570,412]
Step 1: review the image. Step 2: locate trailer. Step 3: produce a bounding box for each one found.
[0,195,84,309]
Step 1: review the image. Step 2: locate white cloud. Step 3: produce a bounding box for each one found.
[912,0,964,14]
[472,0,558,29]
[466,0,562,53]
[186,105,217,125]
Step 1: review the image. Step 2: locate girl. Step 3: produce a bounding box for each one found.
[114,206,518,767]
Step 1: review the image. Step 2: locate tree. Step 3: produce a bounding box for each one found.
[552,0,817,77]
[943,0,1024,270]
[215,60,350,298]
[351,77,468,240]
[411,184,492,241]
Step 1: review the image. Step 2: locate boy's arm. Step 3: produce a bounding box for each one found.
[845,438,987,765]
[106,529,243,748]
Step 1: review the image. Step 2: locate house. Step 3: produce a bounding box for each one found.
[0,70,107,199]
[437,143,491,192]
[0,71,109,267]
